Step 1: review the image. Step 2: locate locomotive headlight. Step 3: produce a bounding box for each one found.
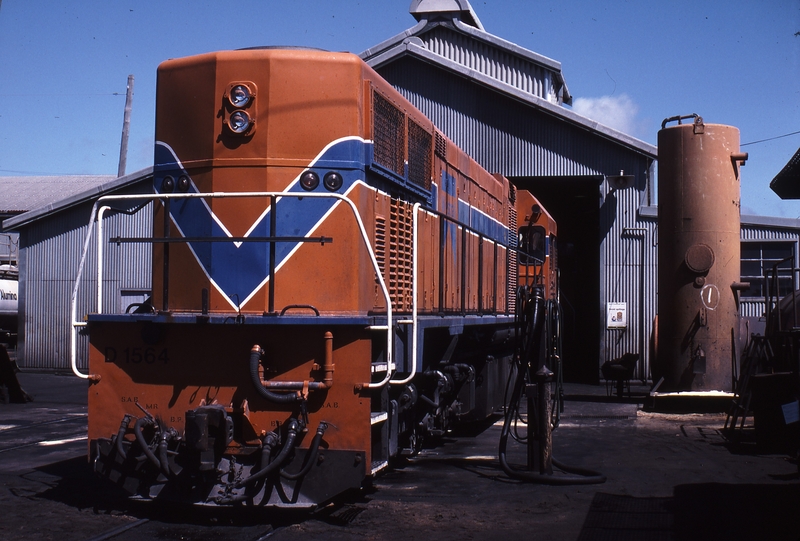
[228,111,252,134]
[177,175,191,192]
[323,171,343,192]
[229,84,252,107]
[161,175,175,192]
[299,171,320,191]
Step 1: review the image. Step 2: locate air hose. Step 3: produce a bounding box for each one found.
[500,285,606,485]
[234,419,301,488]
[133,416,159,469]
[498,358,606,485]
[114,414,134,460]
[249,346,302,404]
[280,422,328,480]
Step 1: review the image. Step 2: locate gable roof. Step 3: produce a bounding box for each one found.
[361,9,657,159]
[769,147,800,199]
[3,167,153,231]
[0,175,116,215]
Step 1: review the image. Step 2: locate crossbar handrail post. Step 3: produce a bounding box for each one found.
[69,191,393,388]
[97,206,111,314]
[268,194,277,314]
[390,203,420,385]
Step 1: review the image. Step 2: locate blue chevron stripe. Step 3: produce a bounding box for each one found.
[153,137,369,309]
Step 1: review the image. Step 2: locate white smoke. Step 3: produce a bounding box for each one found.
[572,94,642,136]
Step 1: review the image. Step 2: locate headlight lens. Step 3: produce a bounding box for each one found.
[299,171,319,191]
[323,171,343,191]
[177,175,191,192]
[161,176,175,192]
[229,111,252,134]
[229,84,252,107]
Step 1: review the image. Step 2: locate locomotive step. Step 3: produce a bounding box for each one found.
[370,460,389,476]
[371,362,389,373]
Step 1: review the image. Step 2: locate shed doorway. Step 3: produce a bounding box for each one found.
[512,176,602,383]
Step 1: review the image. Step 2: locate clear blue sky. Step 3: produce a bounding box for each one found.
[0,1,798,216]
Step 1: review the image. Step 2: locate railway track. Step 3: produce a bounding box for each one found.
[0,413,87,453]
[83,518,280,541]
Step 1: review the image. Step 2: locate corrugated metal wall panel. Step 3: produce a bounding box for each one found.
[740,301,766,318]
[420,26,557,103]
[600,183,657,382]
[378,57,657,381]
[22,206,93,370]
[741,225,800,241]
[18,188,152,371]
[380,57,650,180]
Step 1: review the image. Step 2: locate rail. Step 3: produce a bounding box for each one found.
[70,191,393,384]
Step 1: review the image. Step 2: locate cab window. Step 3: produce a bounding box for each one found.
[518,225,545,265]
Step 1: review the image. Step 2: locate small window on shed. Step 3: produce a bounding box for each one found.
[740,241,796,299]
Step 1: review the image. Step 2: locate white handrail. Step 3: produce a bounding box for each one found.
[69,190,394,386]
[390,202,420,385]
[97,206,111,314]
[70,203,99,379]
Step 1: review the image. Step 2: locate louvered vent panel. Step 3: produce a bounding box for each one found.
[408,119,432,190]
[375,215,387,276]
[389,199,414,312]
[507,205,518,314]
[373,92,405,176]
[435,131,447,158]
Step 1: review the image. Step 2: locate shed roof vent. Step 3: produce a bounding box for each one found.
[409,0,484,30]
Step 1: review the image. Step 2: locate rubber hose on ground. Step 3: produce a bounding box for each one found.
[500,289,606,485]
[498,367,606,485]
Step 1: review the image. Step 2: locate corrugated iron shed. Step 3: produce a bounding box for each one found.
[3,171,151,231]
[362,2,657,382]
[5,0,799,384]
[363,6,655,160]
[3,168,154,371]
[0,175,115,217]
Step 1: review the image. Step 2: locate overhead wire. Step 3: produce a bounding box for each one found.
[742,129,800,146]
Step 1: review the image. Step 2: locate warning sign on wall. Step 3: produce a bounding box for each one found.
[607,302,627,329]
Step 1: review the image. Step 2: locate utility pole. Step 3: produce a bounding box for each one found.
[117,74,134,177]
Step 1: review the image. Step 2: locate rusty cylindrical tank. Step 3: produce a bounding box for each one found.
[655,115,747,391]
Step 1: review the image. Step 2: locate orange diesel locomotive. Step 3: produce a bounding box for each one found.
[82,48,558,508]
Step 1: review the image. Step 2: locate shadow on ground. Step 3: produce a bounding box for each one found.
[32,456,317,529]
[577,483,800,540]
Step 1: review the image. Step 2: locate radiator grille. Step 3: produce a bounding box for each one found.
[408,119,432,190]
[373,92,405,176]
[389,199,414,312]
